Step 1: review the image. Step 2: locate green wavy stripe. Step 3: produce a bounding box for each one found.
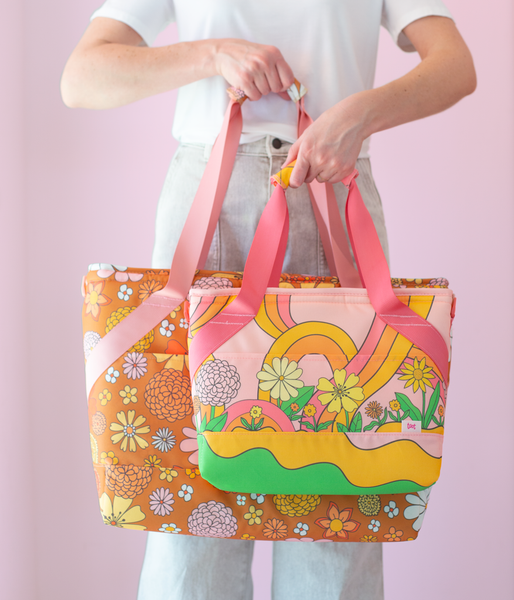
[197,437,428,495]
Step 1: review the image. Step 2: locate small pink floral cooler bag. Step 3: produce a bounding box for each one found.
[82,85,455,542]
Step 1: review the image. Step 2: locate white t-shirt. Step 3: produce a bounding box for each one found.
[91,0,452,157]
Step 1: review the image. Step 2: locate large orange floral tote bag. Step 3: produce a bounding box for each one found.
[82,87,454,542]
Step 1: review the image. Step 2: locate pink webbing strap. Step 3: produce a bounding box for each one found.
[85,100,244,396]
[343,171,449,385]
[190,170,449,386]
[189,185,289,377]
[296,99,361,287]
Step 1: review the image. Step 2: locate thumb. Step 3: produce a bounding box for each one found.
[281,138,300,168]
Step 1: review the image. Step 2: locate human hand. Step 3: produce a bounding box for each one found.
[283,95,369,188]
[213,39,295,101]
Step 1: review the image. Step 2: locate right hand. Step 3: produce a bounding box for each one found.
[213,39,295,100]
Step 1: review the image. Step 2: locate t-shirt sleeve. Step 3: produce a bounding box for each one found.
[90,0,176,46]
[381,0,453,52]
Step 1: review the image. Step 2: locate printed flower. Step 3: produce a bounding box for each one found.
[149,488,175,516]
[178,484,194,502]
[159,319,176,338]
[361,535,378,542]
[237,495,247,506]
[117,284,133,301]
[145,369,192,421]
[293,522,309,536]
[138,279,164,301]
[98,389,112,406]
[144,455,162,468]
[195,359,240,406]
[256,357,304,402]
[358,495,381,517]
[83,331,102,360]
[159,523,181,534]
[180,421,199,465]
[185,468,200,479]
[384,526,403,542]
[84,282,112,321]
[179,318,188,328]
[391,278,405,288]
[438,405,445,417]
[100,451,119,466]
[152,427,176,452]
[429,278,449,288]
[404,488,431,531]
[250,406,262,419]
[244,505,264,526]
[188,501,238,538]
[290,402,299,412]
[399,357,435,393]
[105,367,120,384]
[106,307,154,352]
[273,495,321,517]
[365,401,383,420]
[92,411,107,435]
[389,399,401,412]
[100,494,146,530]
[105,464,153,498]
[250,493,266,505]
[368,519,381,533]
[241,534,255,540]
[384,501,399,519]
[315,502,360,540]
[110,410,150,452]
[317,369,364,414]
[119,385,138,405]
[263,518,288,540]
[159,467,179,483]
[303,404,316,418]
[192,277,234,289]
[122,352,148,380]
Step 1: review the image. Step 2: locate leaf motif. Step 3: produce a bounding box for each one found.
[316,421,333,431]
[400,410,410,422]
[282,386,314,415]
[349,413,362,432]
[198,414,208,433]
[303,421,315,430]
[364,420,379,432]
[379,408,388,426]
[255,418,264,430]
[240,417,251,430]
[395,393,422,422]
[337,423,348,433]
[423,382,441,429]
[205,412,228,432]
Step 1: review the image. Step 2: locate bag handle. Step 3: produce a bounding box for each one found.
[189,169,450,387]
[84,84,359,395]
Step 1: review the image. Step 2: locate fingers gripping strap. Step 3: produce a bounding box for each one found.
[344,177,449,385]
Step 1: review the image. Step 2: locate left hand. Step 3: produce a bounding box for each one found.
[283,94,368,188]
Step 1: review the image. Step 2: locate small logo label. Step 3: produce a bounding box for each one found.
[402,420,422,433]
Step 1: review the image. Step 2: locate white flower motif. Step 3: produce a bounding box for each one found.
[179,318,188,328]
[117,284,133,301]
[159,523,181,534]
[294,522,309,536]
[404,488,431,531]
[257,357,304,402]
[83,331,102,360]
[178,484,193,502]
[105,367,119,383]
[237,495,246,506]
[384,501,399,519]
[159,319,176,338]
[250,493,266,505]
[152,428,176,452]
[368,519,381,533]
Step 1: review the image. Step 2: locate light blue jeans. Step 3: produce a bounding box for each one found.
[142,136,388,600]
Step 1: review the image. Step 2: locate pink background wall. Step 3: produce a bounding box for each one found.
[1,1,512,598]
